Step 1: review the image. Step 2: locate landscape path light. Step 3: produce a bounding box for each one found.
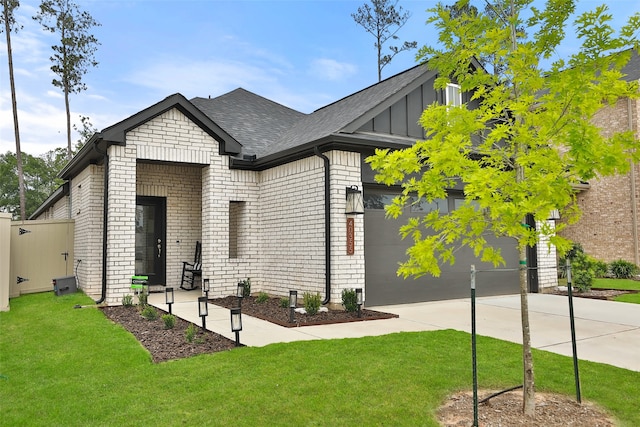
[165,287,174,315]
[198,296,208,330]
[356,288,364,318]
[289,290,298,323]
[237,281,245,307]
[230,307,242,347]
[203,278,210,299]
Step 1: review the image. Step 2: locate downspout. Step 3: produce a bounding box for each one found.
[94,141,109,304]
[628,97,639,265]
[314,146,332,305]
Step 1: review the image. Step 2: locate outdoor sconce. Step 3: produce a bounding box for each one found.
[289,290,298,323]
[355,288,364,318]
[345,185,364,215]
[548,209,561,221]
[165,287,174,315]
[237,281,244,307]
[203,278,210,299]
[230,307,242,347]
[198,296,208,330]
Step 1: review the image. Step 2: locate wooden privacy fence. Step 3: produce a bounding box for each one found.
[8,219,75,299]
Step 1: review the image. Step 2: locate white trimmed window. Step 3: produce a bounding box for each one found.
[446,83,462,107]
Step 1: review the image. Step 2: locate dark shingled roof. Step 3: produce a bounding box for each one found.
[191,89,306,159]
[191,63,433,160]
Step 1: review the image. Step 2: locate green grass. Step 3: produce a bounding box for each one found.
[593,278,640,291]
[2,292,640,426]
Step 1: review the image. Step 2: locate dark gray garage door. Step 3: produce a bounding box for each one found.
[364,189,520,306]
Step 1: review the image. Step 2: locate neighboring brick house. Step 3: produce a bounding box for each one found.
[560,50,640,266]
[32,63,558,306]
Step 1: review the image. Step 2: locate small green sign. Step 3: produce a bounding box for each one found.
[131,275,149,287]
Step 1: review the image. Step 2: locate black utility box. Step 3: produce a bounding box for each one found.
[53,276,77,296]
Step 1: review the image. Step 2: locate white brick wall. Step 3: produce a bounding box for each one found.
[536,220,559,291]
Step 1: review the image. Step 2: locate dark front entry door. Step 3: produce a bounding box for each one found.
[135,196,166,286]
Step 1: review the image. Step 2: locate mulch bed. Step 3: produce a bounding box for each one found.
[101,305,238,363]
[552,287,639,300]
[209,295,398,327]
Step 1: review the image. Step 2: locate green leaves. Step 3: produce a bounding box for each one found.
[368,0,640,281]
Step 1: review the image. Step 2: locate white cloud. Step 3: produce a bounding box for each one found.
[309,58,358,81]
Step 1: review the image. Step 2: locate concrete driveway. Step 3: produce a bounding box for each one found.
[149,292,640,372]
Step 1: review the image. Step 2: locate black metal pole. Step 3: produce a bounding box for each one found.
[201,316,206,331]
[168,303,172,315]
[566,260,582,403]
[235,331,240,347]
[471,265,478,427]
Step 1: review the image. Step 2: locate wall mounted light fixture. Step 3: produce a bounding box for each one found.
[345,185,364,215]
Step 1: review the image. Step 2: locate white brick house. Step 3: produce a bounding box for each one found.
[32,64,558,306]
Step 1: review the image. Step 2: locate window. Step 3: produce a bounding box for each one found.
[229,201,245,259]
[410,197,448,213]
[446,83,462,107]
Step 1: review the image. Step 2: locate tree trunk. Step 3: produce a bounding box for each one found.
[3,0,26,220]
[519,244,536,415]
[64,85,72,160]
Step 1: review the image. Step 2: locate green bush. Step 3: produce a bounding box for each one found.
[240,278,251,297]
[141,305,158,321]
[162,314,176,329]
[122,294,134,307]
[137,291,148,307]
[562,243,594,292]
[256,292,269,303]
[341,288,358,313]
[590,257,609,279]
[280,297,289,308]
[609,259,639,279]
[303,292,322,315]
[185,323,197,343]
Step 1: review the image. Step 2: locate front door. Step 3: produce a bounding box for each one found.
[135,196,166,286]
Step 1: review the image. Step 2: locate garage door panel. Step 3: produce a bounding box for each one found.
[364,191,520,305]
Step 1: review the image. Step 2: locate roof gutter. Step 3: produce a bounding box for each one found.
[314,146,332,305]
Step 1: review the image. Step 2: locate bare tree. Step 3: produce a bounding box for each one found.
[33,0,100,160]
[352,0,417,82]
[1,0,26,220]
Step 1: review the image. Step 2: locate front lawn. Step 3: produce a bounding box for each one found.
[1,292,639,426]
[593,278,640,291]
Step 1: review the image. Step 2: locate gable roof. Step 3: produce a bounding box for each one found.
[190,63,437,168]
[191,89,305,159]
[59,93,241,179]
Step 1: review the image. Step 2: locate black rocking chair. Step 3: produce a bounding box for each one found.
[180,241,202,290]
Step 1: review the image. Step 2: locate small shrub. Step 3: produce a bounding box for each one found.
[256,292,269,303]
[137,291,148,307]
[122,294,134,307]
[561,243,594,292]
[609,259,639,279]
[303,292,322,315]
[240,278,251,297]
[280,297,289,308]
[589,257,609,279]
[341,288,358,313]
[162,314,176,329]
[185,323,197,343]
[141,305,158,320]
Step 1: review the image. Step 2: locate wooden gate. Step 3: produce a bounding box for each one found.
[9,219,74,297]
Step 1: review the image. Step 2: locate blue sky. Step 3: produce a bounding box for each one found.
[1,0,639,156]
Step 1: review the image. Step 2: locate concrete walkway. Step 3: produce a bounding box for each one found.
[148,291,640,372]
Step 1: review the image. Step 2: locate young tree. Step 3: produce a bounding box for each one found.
[352,0,417,82]
[367,0,640,416]
[33,0,100,160]
[1,0,27,220]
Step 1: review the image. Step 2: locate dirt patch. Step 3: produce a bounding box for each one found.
[438,389,615,426]
[208,295,398,327]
